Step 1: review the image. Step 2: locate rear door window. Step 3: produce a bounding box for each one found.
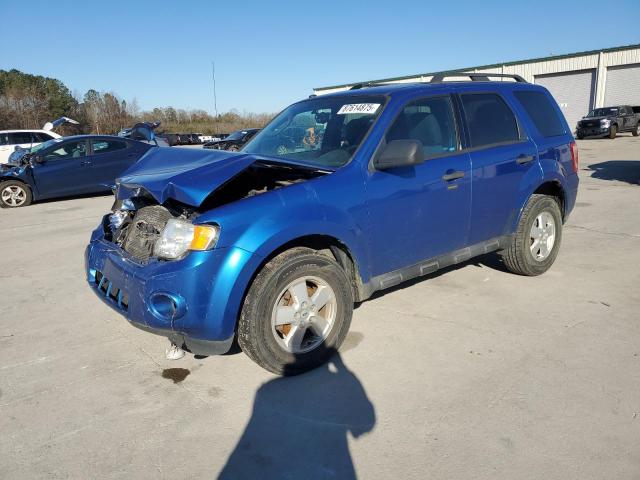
[9,132,34,144]
[461,93,521,148]
[91,139,128,155]
[386,95,459,157]
[513,90,566,137]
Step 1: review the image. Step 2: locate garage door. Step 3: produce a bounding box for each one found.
[604,63,640,106]
[534,69,596,131]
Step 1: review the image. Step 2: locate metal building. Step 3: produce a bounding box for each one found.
[314,44,640,130]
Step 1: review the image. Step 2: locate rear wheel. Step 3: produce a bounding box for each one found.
[0,180,32,208]
[501,194,563,276]
[237,247,353,375]
[609,125,617,139]
[632,124,639,137]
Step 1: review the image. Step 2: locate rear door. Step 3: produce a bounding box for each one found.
[31,139,92,198]
[620,107,634,130]
[459,92,540,244]
[88,138,143,191]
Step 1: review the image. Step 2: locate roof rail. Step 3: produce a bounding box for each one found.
[430,72,527,83]
[349,82,374,90]
[349,81,394,90]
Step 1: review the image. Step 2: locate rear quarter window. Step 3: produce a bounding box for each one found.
[514,90,566,137]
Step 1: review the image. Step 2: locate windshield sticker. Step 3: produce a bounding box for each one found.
[337,103,381,115]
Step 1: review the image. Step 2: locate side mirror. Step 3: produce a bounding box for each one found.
[374,140,425,170]
[32,154,45,164]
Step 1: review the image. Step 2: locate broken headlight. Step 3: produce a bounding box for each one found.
[154,219,219,259]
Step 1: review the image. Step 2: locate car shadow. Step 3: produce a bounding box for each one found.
[217,348,375,479]
[586,160,640,185]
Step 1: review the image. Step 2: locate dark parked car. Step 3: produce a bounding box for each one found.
[0,135,153,208]
[118,122,170,147]
[203,128,259,151]
[86,73,579,375]
[576,105,639,139]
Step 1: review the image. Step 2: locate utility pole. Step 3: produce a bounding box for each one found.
[212,61,219,134]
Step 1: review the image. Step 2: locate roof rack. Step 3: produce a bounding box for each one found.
[349,81,394,90]
[430,72,527,83]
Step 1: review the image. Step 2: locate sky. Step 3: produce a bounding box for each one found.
[1,0,639,114]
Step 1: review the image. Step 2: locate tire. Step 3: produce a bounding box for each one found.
[501,194,563,276]
[632,124,639,137]
[576,133,584,140]
[237,247,353,375]
[609,125,617,139]
[0,180,32,208]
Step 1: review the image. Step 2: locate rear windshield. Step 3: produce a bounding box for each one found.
[514,90,566,137]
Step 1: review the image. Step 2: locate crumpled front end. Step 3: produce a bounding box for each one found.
[86,147,330,354]
[86,217,258,355]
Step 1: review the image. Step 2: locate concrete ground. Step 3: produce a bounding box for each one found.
[1,136,639,479]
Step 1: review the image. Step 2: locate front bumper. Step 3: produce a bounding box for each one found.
[85,222,258,356]
[577,125,609,137]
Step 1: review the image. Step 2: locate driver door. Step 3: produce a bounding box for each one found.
[366,95,472,276]
[31,139,92,198]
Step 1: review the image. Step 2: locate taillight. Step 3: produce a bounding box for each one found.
[569,141,578,173]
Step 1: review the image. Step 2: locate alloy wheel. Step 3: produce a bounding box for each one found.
[271,275,337,354]
[1,185,27,207]
[530,211,556,261]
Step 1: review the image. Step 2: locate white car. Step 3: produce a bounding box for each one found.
[0,117,79,164]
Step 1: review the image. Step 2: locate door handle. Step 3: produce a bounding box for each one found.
[80,160,92,166]
[442,170,465,181]
[516,154,535,165]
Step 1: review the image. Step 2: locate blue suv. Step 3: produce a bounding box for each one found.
[85,73,579,374]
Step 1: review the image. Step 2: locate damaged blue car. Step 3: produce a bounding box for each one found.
[0,135,153,208]
[86,75,579,375]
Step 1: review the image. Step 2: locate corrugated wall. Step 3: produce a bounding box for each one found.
[314,47,640,109]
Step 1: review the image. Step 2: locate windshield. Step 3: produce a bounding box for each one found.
[31,138,64,153]
[587,108,618,117]
[242,95,385,168]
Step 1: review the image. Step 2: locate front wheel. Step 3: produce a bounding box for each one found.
[501,194,563,276]
[0,180,32,208]
[237,247,353,375]
[609,125,617,139]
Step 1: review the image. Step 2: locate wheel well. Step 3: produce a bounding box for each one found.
[0,177,31,191]
[259,235,365,302]
[533,181,565,219]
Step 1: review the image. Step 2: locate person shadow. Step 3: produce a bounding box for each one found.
[218,348,375,479]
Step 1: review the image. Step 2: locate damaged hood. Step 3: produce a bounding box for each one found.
[116,147,260,206]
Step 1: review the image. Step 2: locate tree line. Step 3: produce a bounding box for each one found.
[0,69,274,135]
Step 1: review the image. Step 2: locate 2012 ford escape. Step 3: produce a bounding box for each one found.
[85,73,579,375]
